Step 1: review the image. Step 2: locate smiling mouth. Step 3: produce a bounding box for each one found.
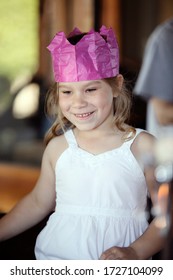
[74,112,94,118]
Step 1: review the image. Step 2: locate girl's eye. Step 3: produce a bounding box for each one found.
[62,91,71,94]
[86,88,96,92]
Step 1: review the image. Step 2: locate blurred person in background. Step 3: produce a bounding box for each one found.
[134,18,173,139]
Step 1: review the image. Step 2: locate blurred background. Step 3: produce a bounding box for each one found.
[0,0,173,259]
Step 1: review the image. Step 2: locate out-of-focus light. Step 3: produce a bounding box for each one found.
[12,83,40,118]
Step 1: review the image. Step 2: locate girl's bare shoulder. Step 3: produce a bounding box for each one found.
[47,134,67,149]
[44,134,68,168]
[131,130,156,159]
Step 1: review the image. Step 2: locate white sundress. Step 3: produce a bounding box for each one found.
[35,128,149,260]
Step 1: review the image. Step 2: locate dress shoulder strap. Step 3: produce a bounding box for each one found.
[124,128,145,147]
[64,129,78,147]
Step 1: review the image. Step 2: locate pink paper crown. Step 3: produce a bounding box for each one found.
[47,25,119,82]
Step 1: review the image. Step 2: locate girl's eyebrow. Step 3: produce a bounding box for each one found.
[85,81,102,86]
[58,80,102,89]
[58,85,70,89]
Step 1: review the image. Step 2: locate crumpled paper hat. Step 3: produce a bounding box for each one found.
[47,25,119,82]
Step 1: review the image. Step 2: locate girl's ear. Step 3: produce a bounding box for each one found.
[113,74,124,97]
[116,74,124,90]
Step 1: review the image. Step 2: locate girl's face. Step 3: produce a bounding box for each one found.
[58,77,122,131]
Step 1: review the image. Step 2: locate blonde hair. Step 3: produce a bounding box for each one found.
[44,76,135,145]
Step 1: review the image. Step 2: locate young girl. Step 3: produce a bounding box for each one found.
[0,26,165,260]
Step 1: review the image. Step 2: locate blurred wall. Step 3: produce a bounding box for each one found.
[120,0,173,72]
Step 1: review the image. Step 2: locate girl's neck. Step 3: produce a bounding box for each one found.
[73,126,127,155]
[73,123,130,139]
[74,126,118,139]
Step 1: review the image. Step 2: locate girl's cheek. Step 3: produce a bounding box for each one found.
[59,99,66,109]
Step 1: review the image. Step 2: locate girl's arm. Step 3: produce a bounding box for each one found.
[129,220,165,259]
[0,142,56,242]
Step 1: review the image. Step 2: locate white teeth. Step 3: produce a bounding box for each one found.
[76,112,92,117]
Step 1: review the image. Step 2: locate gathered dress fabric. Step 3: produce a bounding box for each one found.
[35,128,149,260]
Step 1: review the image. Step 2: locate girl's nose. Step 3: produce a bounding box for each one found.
[72,92,87,107]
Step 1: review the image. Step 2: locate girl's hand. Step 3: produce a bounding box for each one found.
[99,246,138,260]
